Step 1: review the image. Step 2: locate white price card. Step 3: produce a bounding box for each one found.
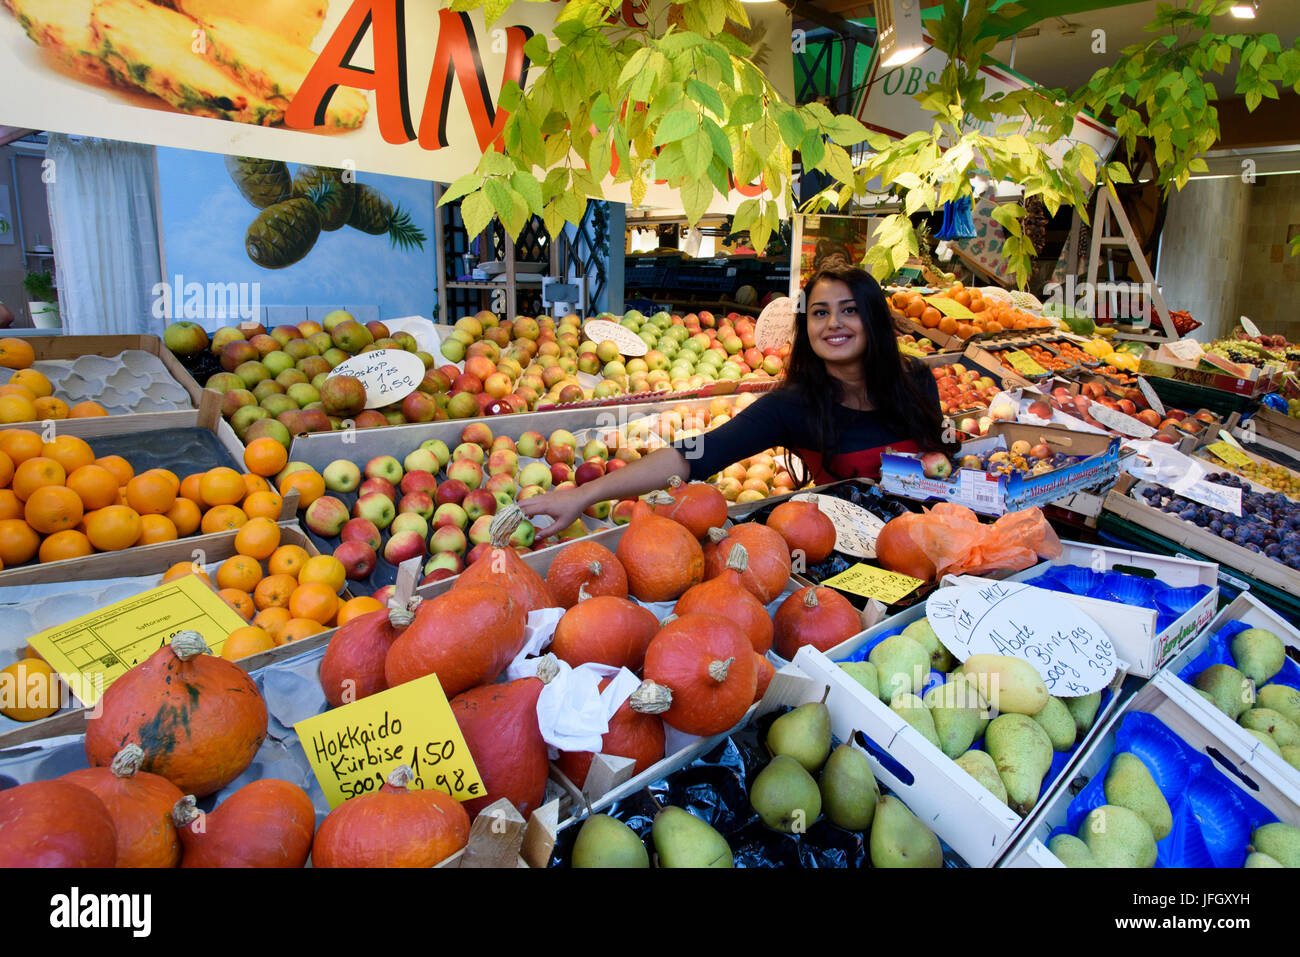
[327,349,425,409]
[1166,339,1205,362]
[755,297,796,352]
[1180,479,1243,517]
[1241,316,1262,339]
[1137,377,1165,417]
[582,319,648,357]
[1089,401,1156,439]
[790,492,884,559]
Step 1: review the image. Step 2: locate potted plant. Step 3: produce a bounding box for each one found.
[23,271,59,329]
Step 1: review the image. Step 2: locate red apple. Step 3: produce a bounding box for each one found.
[430,525,468,556]
[400,470,439,497]
[462,488,498,522]
[358,477,397,503]
[434,479,470,507]
[398,491,435,520]
[305,495,350,537]
[334,541,377,580]
[384,530,427,565]
[340,517,382,552]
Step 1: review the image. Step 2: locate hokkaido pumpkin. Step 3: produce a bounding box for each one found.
[384,583,527,698]
[550,586,660,671]
[546,539,628,609]
[674,543,774,654]
[84,631,268,797]
[173,778,316,868]
[767,499,837,564]
[62,744,184,868]
[451,657,558,819]
[875,512,936,581]
[653,475,728,539]
[554,677,665,789]
[453,506,557,612]
[640,613,757,736]
[312,765,470,868]
[616,492,704,602]
[0,779,117,867]
[753,653,775,703]
[703,523,792,604]
[773,586,863,659]
[319,597,419,707]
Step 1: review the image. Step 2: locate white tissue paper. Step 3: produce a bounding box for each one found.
[508,656,639,756]
[1122,440,1207,492]
[504,607,567,678]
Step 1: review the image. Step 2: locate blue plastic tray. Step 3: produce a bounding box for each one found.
[1176,619,1300,695]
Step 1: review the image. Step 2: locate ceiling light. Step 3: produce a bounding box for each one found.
[1230,2,1258,18]
[878,0,927,69]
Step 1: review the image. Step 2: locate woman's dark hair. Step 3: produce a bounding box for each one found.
[782,266,955,486]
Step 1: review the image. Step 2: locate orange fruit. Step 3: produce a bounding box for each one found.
[904,299,926,319]
[337,595,384,626]
[0,449,11,488]
[0,394,37,424]
[38,529,93,563]
[920,307,942,329]
[0,384,34,403]
[218,588,255,621]
[235,517,280,560]
[984,321,1003,334]
[84,505,142,551]
[289,581,339,625]
[24,485,84,534]
[161,561,212,586]
[0,338,35,370]
[253,606,292,643]
[253,573,298,611]
[268,544,310,578]
[954,289,972,307]
[179,473,204,505]
[297,554,346,592]
[33,397,69,420]
[279,618,326,644]
[0,429,42,465]
[969,296,985,313]
[217,554,263,592]
[125,470,177,516]
[12,456,66,501]
[200,504,248,535]
[956,323,976,339]
[0,659,58,721]
[164,497,202,537]
[200,467,246,507]
[42,436,95,475]
[9,369,51,398]
[94,455,134,487]
[244,438,288,478]
[242,489,284,521]
[0,490,21,520]
[0,519,40,565]
[66,465,120,510]
[221,626,274,661]
[278,470,325,509]
[68,402,108,418]
[241,473,270,498]
[938,316,958,336]
[137,513,178,545]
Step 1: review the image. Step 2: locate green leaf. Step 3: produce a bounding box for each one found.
[1106,161,1133,185]
[824,113,870,147]
[777,108,805,151]
[655,141,687,183]
[823,143,855,186]
[730,94,761,126]
[702,116,732,167]
[523,33,552,65]
[653,109,699,147]
[461,189,494,239]
[799,129,825,169]
[544,132,572,168]
[707,155,731,196]
[478,151,516,177]
[990,203,1025,237]
[630,173,647,209]
[510,171,544,216]
[686,79,725,119]
[587,134,613,182]
[680,178,713,226]
[591,93,615,131]
[543,202,565,239]
[749,116,780,161]
[682,129,713,178]
[440,173,481,206]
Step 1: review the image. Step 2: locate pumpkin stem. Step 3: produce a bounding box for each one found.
[535,653,561,684]
[666,475,683,489]
[708,657,734,683]
[387,594,421,628]
[386,765,416,790]
[725,542,749,574]
[659,613,678,628]
[587,560,602,577]
[170,631,210,660]
[630,679,673,714]
[707,526,729,544]
[645,489,675,507]
[576,582,593,603]
[488,505,523,548]
[171,795,200,828]
[803,587,821,608]
[110,744,144,778]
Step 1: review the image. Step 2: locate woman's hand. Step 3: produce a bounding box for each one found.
[517,485,591,540]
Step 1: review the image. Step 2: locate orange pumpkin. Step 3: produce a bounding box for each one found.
[453,506,558,612]
[0,779,117,867]
[703,523,791,604]
[319,599,416,707]
[62,745,184,868]
[653,475,728,539]
[554,677,665,789]
[173,778,316,868]
[753,652,775,702]
[550,587,660,672]
[674,542,774,654]
[84,632,268,798]
[616,493,704,602]
[766,499,837,564]
[640,613,757,736]
[773,586,863,659]
[545,539,628,609]
[312,765,470,868]
[875,513,937,581]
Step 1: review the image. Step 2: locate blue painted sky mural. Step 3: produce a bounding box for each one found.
[157,147,438,321]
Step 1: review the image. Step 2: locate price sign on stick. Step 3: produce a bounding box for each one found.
[791,492,885,558]
[1207,441,1253,469]
[328,349,425,409]
[820,564,925,605]
[1004,351,1048,377]
[295,673,483,808]
[924,296,976,320]
[755,297,796,352]
[582,319,648,357]
[1241,316,1262,339]
[1089,401,1157,439]
[1137,377,1165,416]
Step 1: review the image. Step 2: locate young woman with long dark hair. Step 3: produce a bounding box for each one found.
[519,266,955,537]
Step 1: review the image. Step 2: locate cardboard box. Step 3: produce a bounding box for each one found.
[879,422,1121,515]
[998,678,1300,867]
[1139,354,1282,399]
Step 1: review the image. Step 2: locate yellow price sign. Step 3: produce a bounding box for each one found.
[1207,441,1254,469]
[26,574,247,707]
[294,672,484,808]
[820,564,926,605]
[1004,350,1048,376]
[925,296,976,320]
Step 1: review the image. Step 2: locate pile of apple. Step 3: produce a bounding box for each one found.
[301,422,631,589]
[609,309,789,390]
[897,334,940,358]
[1018,381,1222,443]
[933,364,1003,418]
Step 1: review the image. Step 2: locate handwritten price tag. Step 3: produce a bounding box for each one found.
[1241,316,1262,339]
[1207,441,1253,468]
[791,492,884,559]
[820,563,925,605]
[1166,339,1205,363]
[1180,479,1243,517]
[1004,351,1048,377]
[925,296,976,320]
[1137,377,1165,416]
[582,319,648,357]
[328,349,425,410]
[1089,401,1157,439]
[294,673,483,808]
[755,297,796,352]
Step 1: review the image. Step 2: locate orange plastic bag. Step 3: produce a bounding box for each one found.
[909,503,1062,580]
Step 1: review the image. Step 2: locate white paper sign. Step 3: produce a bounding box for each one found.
[1166,339,1205,362]
[1089,401,1157,439]
[791,492,884,559]
[1181,479,1244,517]
[755,297,796,352]
[1241,316,1262,339]
[582,319,648,357]
[327,349,426,410]
[1137,377,1165,417]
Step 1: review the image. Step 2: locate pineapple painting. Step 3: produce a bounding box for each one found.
[291,165,354,231]
[225,155,292,209]
[348,184,428,251]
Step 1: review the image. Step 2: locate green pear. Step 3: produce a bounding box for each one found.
[1080,805,1157,868]
[869,795,942,868]
[572,814,649,868]
[838,661,880,700]
[766,700,832,773]
[1245,728,1284,756]
[985,713,1053,817]
[1256,683,1300,727]
[1031,696,1078,752]
[1281,745,1300,772]
[954,749,1008,804]
[651,806,733,868]
[891,692,941,750]
[962,654,1049,715]
[1244,851,1284,868]
[924,676,984,758]
[1231,627,1286,685]
[1249,822,1300,868]
[1066,691,1102,737]
[750,755,822,834]
[869,634,930,701]
[1193,663,1255,720]
[1240,707,1300,747]
[901,617,955,673]
[819,743,879,831]
[1103,752,1172,841]
[1048,833,1099,868]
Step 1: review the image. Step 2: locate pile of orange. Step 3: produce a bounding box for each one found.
[0,341,108,424]
[890,286,1052,340]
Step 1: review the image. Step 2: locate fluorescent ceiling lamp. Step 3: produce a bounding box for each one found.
[878,0,927,68]
[1230,2,1258,18]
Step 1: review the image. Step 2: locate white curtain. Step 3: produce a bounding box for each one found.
[45,135,163,336]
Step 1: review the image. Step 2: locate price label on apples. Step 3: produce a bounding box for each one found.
[582,319,648,357]
[1240,315,1262,339]
[1088,401,1157,439]
[1137,377,1165,417]
[328,349,425,410]
[791,493,884,559]
[755,297,796,352]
